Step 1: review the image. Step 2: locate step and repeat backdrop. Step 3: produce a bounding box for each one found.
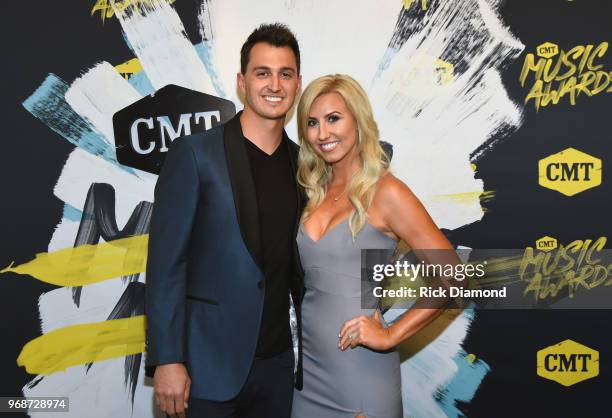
[1,0,610,417]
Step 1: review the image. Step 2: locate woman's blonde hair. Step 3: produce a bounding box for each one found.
[297,74,390,240]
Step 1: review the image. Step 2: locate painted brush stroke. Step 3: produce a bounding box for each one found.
[112,0,215,94]
[385,307,481,417]
[68,182,152,306]
[65,61,142,147]
[54,148,154,228]
[17,0,529,416]
[17,316,145,375]
[22,74,124,170]
[99,282,146,401]
[24,356,156,418]
[2,235,148,287]
[438,350,491,417]
[370,0,524,230]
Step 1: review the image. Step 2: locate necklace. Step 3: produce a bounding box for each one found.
[330,168,358,202]
[332,185,349,202]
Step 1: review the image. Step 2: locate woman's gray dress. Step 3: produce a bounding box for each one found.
[292,219,402,418]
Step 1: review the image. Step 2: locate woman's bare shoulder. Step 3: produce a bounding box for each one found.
[375,172,419,208]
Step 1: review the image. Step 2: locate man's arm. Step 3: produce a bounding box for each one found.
[146,138,200,415]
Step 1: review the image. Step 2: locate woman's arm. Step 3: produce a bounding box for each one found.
[339,174,459,351]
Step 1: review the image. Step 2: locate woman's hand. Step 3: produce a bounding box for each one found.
[338,310,394,351]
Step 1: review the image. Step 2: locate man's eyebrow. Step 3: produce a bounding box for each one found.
[252,66,271,71]
[251,66,296,73]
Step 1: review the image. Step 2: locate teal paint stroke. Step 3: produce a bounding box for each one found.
[128,70,155,96]
[374,47,399,81]
[392,306,489,418]
[23,74,134,175]
[437,350,490,418]
[62,203,83,223]
[435,308,490,417]
[194,41,227,98]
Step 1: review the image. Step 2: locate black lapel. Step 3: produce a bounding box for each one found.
[283,132,303,227]
[283,132,305,279]
[223,112,262,268]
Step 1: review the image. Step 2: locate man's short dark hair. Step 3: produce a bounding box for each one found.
[240,23,300,74]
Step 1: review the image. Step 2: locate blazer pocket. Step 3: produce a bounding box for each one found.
[186,294,219,305]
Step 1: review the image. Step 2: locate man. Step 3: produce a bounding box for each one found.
[145,23,303,418]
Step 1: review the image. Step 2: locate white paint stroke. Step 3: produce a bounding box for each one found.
[65,62,142,147]
[37,279,135,334]
[48,218,80,253]
[25,356,161,418]
[370,0,524,230]
[113,0,215,94]
[53,148,154,228]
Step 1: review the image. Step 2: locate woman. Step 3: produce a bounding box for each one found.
[292,75,455,418]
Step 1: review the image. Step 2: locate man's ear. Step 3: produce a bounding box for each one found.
[297,74,303,94]
[237,72,245,93]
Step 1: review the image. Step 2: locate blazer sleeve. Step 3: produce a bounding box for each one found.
[145,138,200,367]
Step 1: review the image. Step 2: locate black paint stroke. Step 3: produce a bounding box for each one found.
[85,281,145,404]
[67,183,151,405]
[71,183,152,306]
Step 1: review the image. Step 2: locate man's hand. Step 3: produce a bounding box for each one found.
[154,363,191,417]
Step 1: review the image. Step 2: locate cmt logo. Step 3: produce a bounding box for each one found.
[538,148,602,196]
[537,340,599,386]
[536,42,559,59]
[536,236,557,251]
[113,84,236,174]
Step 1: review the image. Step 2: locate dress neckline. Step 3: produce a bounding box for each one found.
[300,218,397,244]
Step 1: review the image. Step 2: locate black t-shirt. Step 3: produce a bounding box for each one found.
[245,138,297,358]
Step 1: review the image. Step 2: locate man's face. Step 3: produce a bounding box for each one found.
[238,42,301,120]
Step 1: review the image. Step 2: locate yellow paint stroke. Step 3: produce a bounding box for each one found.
[17,316,146,375]
[429,190,496,205]
[1,235,148,287]
[434,58,454,85]
[91,0,177,24]
[115,58,143,80]
[403,0,428,11]
[476,255,525,287]
[466,353,477,363]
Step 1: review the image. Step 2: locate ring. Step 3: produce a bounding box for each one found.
[348,333,355,340]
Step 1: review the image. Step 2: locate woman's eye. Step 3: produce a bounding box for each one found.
[327,115,339,123]
[307,119,317,127]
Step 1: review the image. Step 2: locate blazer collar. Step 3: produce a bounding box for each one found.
[223,111,263,268]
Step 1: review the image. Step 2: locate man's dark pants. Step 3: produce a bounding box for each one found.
[185,350,294,418]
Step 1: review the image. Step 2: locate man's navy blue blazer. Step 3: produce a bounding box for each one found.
[144,112,304,401]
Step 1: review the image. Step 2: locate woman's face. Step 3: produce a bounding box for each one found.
[305,92,359,166]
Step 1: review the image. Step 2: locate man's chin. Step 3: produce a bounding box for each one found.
[258,108,290,120]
